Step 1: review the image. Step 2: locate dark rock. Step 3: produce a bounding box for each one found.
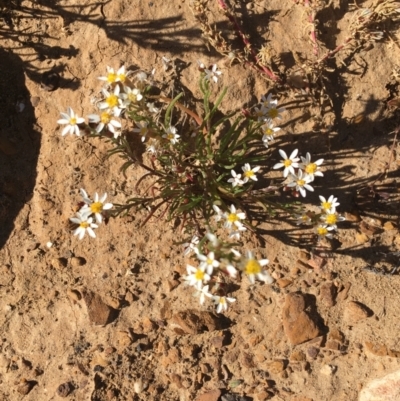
[57,382,74,397]
[82,290,119,326]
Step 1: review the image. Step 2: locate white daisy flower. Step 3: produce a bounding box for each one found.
[69,210,98,240]
[319,195,340,212]
[212,295,236,313]
[98,66,129,85]
[98,85,122,114]
[228,170,244,187]
[184,264,210,290]
[322,208,345,230]
[240,251,273,285]
[163,125,180,144]
[194,285,212,305]
[260,93,278,109]
[162,56,172,71]
[133,121,149,142]
[197,251,220,275]
[242,163,260,183]
[315,224,335,239]
[205,64,222,83]
[183,235,199,256]
[286,170,314,197]
[146,102,159,114]
[299,152,324,181]
[57,107,85,136]
[212,205,224,222]
[223,204,246,230]
[273,149,300,177]
[295,211,312,225]
[88,111,121,137]
[80,189,113,224]
[261,121,280,147]
[120,86,143,108]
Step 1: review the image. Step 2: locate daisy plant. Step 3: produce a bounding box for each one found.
[58,61,345,310]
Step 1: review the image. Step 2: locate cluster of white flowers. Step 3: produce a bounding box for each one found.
[183,233,274,313]
[56,65,170,147]
[69,189,113,240]
[228,163,261,188]
[253,93,285,148]
[273,150,323,197]
[295,195,345,240]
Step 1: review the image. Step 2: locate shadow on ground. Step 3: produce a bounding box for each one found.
[0,48,40,249]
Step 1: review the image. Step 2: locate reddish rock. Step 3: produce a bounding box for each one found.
[344,301,372,323]
[195,390,221,401]
[82,290,118,326]
[319,282,337,307]
[282,293,321,345]
[170,310,218,335]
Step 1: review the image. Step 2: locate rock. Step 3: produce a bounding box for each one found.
[359,369,400,400]
[290,350,306,362]
[57,382,74,397]
[82,290,118,326]
[277,278,293,288]
[254,391,271,401]
[307,346,319,359]
[51,257,67,270]
[282,293,321,345]
[195,390,221,401]
[169,373,184,388]
[319,282,337,307]
[325,340,341,351]
[320,364,336,375]
[344,301,372,323]
[359,221,382,236]
[70,256,86,268]
[328,328,344,343]
[221,394,251,401]
[267,359,286,373]
[248,334,263,347]
[170,310,218,335]
[355,232,369,244]
[336,282,351,302]
[67,289,82,302]
[17,379,37,395]
[383,221,396,230]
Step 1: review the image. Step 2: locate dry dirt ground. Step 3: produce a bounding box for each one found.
[1,0,400,400]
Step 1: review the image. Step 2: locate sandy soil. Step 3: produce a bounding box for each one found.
[1,0,400,400]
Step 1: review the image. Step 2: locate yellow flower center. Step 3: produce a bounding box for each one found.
[90,202,103,214]
[140,127,148,136]
[80,222,89,228]
[219,297,226,305]
[268,108,279,119]
[301,214,309,221]
[107,72,116,83]
[326,214,337,225]
[195,270,205,281]
[70,117,77,125]
[297,179,305,186]
[245,259,261,275]
[264,128,273,135]
[206,258,213,265]
[227,213,239,223]
[117,73,126,82]
[244,170,254,178]
[100,112,111,124]
[305,163,317,174]
[106,94,118,108]
[317,227,328,236]
[283,159,292,167]
[321,201,331,210]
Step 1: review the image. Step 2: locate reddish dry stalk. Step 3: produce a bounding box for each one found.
[216,0,280,81]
